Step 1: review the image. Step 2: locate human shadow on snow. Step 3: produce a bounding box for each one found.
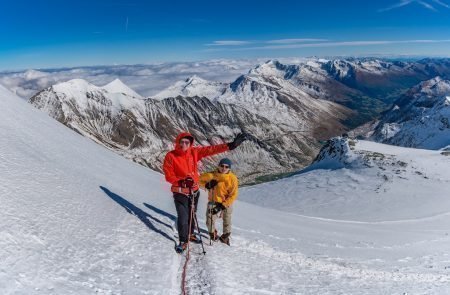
[143,202,176,222]
[100,186,177,246]
[143,202,209,237]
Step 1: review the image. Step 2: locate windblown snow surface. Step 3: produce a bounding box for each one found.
[1,85,450,294]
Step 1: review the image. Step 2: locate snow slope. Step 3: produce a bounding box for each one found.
[239,138,450,293]
[241,137,450,221]
[0,85,177,293]
[2,85,450,294]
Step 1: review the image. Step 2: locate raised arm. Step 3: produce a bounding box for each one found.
[196,143,229,160]
[196,133,248,160]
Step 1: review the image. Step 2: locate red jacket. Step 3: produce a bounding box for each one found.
[163,132,229,194]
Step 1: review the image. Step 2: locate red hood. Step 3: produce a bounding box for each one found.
[174,132,194,151]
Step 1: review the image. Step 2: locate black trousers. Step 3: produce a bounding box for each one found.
[173,190,200,243]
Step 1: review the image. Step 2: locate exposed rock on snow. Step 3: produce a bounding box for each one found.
[311,136,358,168]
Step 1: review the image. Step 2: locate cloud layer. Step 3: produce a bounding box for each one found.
[378,0,450,12]
[0,60,263,99]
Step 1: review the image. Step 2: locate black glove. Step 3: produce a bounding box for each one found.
[211,203,226,215]
[178,176,195,188]
[205,179,218,190]
[228,133,248,150]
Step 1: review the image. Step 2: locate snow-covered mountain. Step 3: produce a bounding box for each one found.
[153,59,380,138]
[4,84,450,294]
[323,58,443,96]
[29,79,320,183]
[155,59,374,130]
[371,77,450,149]
[154,58,450,132]
[102,78,143,98]
[27,58,450,183]
[152,75,226,100]
[217,60,352,136]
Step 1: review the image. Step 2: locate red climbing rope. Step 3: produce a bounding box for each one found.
[181,194,195,295]
[181,248,190,295]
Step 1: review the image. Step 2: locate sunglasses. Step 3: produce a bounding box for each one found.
[219,164,230,169]
[179,140,191,145]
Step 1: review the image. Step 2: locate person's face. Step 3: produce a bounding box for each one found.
[179,139,191,151]
[218,164,230,174]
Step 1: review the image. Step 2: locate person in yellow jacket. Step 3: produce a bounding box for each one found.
[199,158,238,245]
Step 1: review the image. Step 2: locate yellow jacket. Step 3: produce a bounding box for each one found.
[199,170,239,207]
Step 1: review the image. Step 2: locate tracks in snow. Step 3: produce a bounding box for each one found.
[173,232,450,295]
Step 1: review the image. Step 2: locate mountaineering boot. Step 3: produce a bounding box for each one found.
[175,242,188,254]
[189,234,201,244]
[219,233,230,246]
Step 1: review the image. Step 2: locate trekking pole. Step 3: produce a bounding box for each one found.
[189,187,206,255]
[186,195,194,255]
[193,210,206,255]
[209,204,213,246]
[208,188,214,246]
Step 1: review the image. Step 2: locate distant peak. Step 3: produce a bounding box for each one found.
[105,78,127,88]
[111,77,124,83]
[53,78,94,90]
[185,75,207,83]
[248,59,291,76]
[416,76,448,90]
[256,59,281,69]
[49,79,98,98]
[264,59,281,65]
[103,78,142,98]
[64,78,92,85]
[152,75,225,100]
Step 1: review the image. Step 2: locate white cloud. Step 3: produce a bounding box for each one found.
[432,0,450,8]
[417,0,437,10]
[266,39,328,44]
[378,0,413,12]
[0,60,261,100]
[205,40,252,46]
[378,0,450,12]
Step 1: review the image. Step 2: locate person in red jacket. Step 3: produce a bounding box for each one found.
[163,131,247,252]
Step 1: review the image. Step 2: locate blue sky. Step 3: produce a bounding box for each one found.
[1,0,450,70]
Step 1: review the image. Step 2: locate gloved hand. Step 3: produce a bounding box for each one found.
[211,203,226,215]
[205,179,218,190]
[228,133,248,150]
[178,176,195,188]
